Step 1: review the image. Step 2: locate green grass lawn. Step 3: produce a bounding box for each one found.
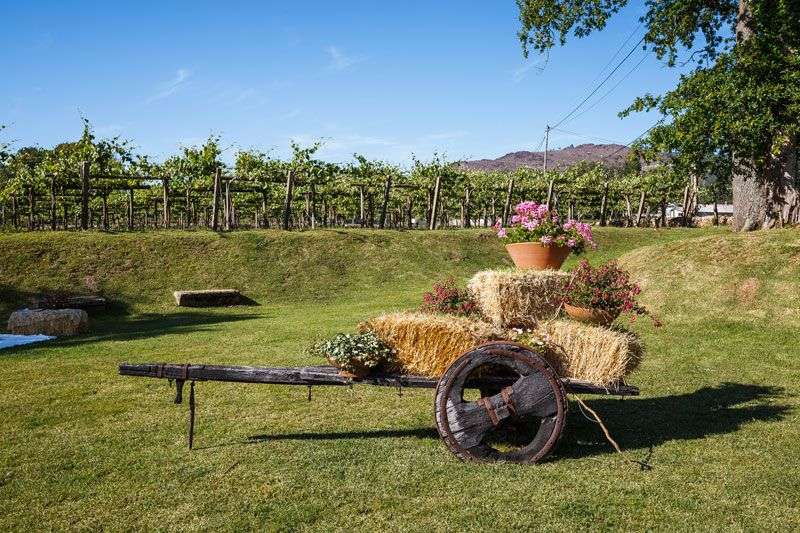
[1,227,798,531]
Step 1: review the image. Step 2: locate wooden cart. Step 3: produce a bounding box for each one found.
[119,341,638,463]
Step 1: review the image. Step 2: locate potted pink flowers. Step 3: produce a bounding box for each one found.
[562,259,661,327]
[494,201,596,270]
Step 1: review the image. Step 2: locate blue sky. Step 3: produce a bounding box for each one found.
[2,1,687,167]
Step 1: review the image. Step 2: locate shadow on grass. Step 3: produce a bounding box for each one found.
[234,383,788,463]
[0,284,131,320]
[246,427,438,443]
[48,311,261,348]
[557,382,791,460]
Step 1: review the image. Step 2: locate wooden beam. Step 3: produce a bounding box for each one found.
[118,362,640,397]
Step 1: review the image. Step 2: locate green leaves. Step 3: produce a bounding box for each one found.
[516,0,628,57]
[517,0,800,223]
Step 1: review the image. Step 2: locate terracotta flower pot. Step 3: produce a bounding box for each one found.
[505,242,570,270]
[563,303,620,327]
[326,356,370,379]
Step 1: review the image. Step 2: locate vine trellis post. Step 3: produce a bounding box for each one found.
[80,161,90,230]
[211,167,222,231]
[379,176,392,229]
[282,169,294,230]
[501,177,514,226]
[429,173,442,230]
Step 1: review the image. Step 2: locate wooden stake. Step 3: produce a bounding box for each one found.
[599,182,608,226]
[359,185,365,227]
[429,174,442,230]
[163,178,170,228]
[102,193,109,230]
[224,180,231,231]
[211,167,221,231]
[463,186,471,228]
[379,176,392,229]
[80,161,90,230]
[282,170,294,230]
[50,175,57,230]
[127,188,134,230]
[501,177,514,226]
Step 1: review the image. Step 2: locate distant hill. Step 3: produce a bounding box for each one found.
[461,143,629,172]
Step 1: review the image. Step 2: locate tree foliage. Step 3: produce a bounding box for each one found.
[516,0,800,228]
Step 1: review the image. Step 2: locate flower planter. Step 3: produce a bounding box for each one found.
[563,303,620,327]
[505,242,570,270]
[326,356,370,379]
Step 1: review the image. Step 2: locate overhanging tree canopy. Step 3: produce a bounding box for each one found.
[516,0,800,230]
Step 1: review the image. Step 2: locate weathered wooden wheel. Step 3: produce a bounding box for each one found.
[434,341,567,463]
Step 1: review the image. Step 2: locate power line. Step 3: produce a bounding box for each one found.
[551,35,645,130]
[549,127,627,145]
[600,119,665,160]
[534,131,547,152]
[562,51,650,126]
[587,24,643,88]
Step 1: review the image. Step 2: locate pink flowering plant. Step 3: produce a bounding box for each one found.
[564,259,661,326]
[421,277,478,316]
[494,201,596,254]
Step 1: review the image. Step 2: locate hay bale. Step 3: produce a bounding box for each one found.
[7,308,89,336]
[173,289,241,307]
[531,320,643,386]
[468,269,569,328]
[359,312,501,377]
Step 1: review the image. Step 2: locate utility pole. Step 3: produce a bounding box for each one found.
[543,125,555,209]
[542,125,550,174]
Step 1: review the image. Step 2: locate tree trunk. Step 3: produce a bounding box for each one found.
[733,142,799,230]
[732,0,799,230]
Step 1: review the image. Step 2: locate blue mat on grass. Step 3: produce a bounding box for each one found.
[0,334,55,350]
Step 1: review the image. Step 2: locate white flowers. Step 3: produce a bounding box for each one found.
[310,331,396,373]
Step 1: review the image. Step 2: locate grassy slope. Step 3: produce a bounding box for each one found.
[0,227,798,531]
[620,229,800,326]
